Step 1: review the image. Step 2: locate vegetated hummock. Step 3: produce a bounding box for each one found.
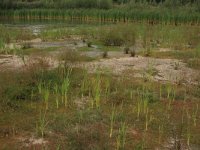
[0,1,200,150]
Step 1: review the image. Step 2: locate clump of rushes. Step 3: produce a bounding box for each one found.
[143,98,149,115]
[90,71,101,109]
[166,83,175,111]
[82,39,86,43]
[102,51,108,58]
[158,124,164,145]
[22,42,31,49]
[174,62,180,70]
[105,77,110,100]
[31,89,34,100]
[116,122,127,150]
[186,108,191,146]
[18,49,26,66]
[143,93,152,131]
[110,105,116,138]
[130,49,136,57]
[144,48,151,57]
[192,104,198,127]
[101,25,135,46]
[80,70,89,97]
[54,83,59,109]
[136,88,142,120]
[159,84,162,100]
[36,110,49,138]
[187,127,191,146]
[87,41,92,47]
[38,80,43,94]
[137,99,142,120]
[0,38,5,51]
[124,47,129,54]
[167,99,172,117]
[145,108,149,131]
[74,42,78,45]
[166,83,173,99]
[172,86,176,102]
[94,73,101,109]
[38,81,50,110]
[43,86,50,110]
[130,90,133,100]
[61,68,72,107]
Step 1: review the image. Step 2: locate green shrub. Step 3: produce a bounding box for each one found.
[196,1,200,13]
[22,42,32,49]
[164,0,181,8]
[0,25,34,44]
[87,41,92,47]
[102,51,108,58]
[102,31,125,46]
[44,0,112,9]
[60,49,94,64]
[130,49,136,57]
[0,38,5,50]
[124,47,130,54]
[99,0,112,9]
[100,25,135,46]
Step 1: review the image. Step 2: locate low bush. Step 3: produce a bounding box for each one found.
[60,49,94,64]
[100,25,135,46]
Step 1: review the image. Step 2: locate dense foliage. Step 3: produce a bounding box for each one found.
[0,0,199,10]
[0,0,112,9]
[0,0,199,24]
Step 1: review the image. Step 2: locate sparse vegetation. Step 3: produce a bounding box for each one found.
[0,4,200,149]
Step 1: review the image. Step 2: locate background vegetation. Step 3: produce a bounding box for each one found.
[0,0,200,24]
[0,0,199,10]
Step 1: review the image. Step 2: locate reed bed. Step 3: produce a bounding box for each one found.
[0,8,200,25]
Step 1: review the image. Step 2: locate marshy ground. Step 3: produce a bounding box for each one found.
[0,22,200,149]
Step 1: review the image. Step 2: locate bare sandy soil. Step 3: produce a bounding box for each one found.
[0,53,199,85]
[0,38,199,84]
[0,55,58,71]
[82,56,199,85]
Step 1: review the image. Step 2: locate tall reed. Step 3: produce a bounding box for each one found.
[61,68,72,107]
[61,77,70,107]
[36,110,48,138]
[43,87,50,110]
[116,122,127,150]
[80,70,89,98]
[192,104,199,127]
[92,72,101,109]
[110,105,116,138]
[1,8,199,24]
[105,77,110,100]
[54,83,59,109]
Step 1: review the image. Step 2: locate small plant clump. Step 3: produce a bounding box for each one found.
[22,42,32,49]
[124,47,130,54]
[130,49,136,57]
[144,48,151,57]
[87,41,92,47]
[102,51,108,58]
